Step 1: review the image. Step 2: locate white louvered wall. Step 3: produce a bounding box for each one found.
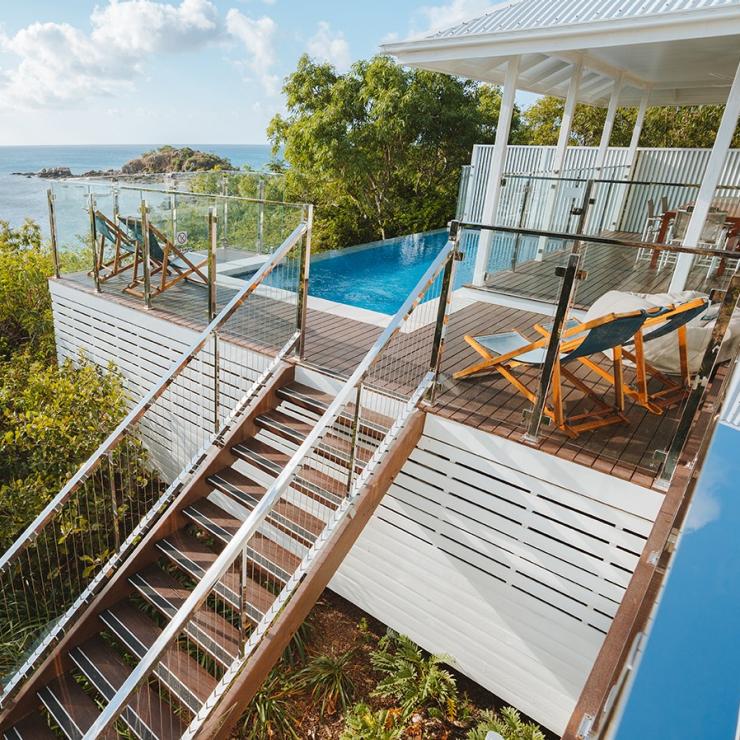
[331,414,664,735]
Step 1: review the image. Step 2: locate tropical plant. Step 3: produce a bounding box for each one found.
[340,702,409,740]
[239,669,299,739]
[466,706,546,740]
[370,631,458,714]
[281,618,314,668]
[296,648,356,716]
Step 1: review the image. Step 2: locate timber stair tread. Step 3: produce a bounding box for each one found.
[3,713,56,740]
[70,636,186,739]
[209,466,325,546]
[157,529,277,619]
[37,674,117,740]
[99,601,216,714]
[184,498,301,582]
[128,564,240,667]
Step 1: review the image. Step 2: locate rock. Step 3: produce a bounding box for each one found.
[120,146,233,175]
[37,167,73,178]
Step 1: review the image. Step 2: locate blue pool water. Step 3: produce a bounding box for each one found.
[251,230,476,315]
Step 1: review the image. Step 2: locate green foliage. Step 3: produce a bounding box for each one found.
[296,648,356,716]
[520,96,740,148]
[239,669,299,739]
[269,54,518,249]
[340,703,409,740]
[467,706,546,740]
[281,618,314,668]
[370,631,458,714]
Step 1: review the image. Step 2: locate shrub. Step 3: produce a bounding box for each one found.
[370,631,458,714]
[296,648,356,716]
[467,706,546,740]
[239,669,299,739]
[340,702,408,740]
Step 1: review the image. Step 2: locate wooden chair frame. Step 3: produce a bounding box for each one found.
[90,211,139,284]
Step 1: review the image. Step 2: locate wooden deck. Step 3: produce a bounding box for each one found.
[56,268,719,491]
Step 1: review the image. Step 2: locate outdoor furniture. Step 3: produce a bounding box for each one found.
[453,309,650,437]
[91,211,139,284]
[119,216,209,298]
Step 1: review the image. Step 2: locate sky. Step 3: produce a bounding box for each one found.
[0,0,507,145]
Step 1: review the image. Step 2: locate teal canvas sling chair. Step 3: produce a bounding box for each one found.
[90,211,139,284]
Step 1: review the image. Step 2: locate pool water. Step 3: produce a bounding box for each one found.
[240,229,476,315]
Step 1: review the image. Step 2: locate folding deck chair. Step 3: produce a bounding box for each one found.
[91,211,139,284]
[453,310,650,437]
[119,216,209,299]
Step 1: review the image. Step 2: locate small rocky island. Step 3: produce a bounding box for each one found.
[12,146,234,178]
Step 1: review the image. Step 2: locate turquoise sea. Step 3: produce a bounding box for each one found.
[0,144,273,233]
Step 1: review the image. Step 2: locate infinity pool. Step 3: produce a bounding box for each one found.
[238,229,476,315]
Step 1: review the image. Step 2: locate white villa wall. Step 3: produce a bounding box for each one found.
[50,282,665,735]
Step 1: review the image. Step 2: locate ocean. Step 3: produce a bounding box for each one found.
[0,144,273,234]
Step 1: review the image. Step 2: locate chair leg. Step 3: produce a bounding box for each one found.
[677,325,690,387]
[612,345,625,413]
[551,358,565,430]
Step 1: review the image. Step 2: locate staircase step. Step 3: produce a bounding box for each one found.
[209,466,324,547]
[157,530,276,621]
[98,601,216,715]
[128,565,240,668]
[37,674,117,740]
[3,713,56,740]
[70,636,186,740]
[184,498,301,583]
[278,382,391,438]
[230,436,343,509]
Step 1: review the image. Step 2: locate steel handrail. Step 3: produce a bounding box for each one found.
[84,238,457,739]
[501,172,740,190]
[0,221,308,576]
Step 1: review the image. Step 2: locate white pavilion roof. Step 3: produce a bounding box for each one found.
[381,0,740,106]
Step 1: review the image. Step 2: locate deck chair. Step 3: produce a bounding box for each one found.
[453,310,649,437]
[119,216,209,299]
[535,297,709,413]
[90,211,139,283]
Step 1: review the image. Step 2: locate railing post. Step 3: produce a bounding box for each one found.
[47,188,60,279]
[523,179,594,442]
[427,222,460,405]
[257,177,266,254]
[212,330,221,433]
[346,383,363,493]
[140,201,152,309]
[511,179,531,271]
[208,207,218,323]
[89,193,100,293]
[656,267,740,487]
[296,204,313,359]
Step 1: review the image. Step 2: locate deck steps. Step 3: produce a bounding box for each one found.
[37,674,117,740]
[3,713,56,740]
[128,565,240,668]
[69,636,186,740]
[99,602,216,715]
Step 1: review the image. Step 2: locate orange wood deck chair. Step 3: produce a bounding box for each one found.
[453,310,649,437]
[534,297,709,414]
[119,216,208,299]
[91,210,139,283]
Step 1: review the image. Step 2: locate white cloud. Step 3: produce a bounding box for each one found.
[225,9,279,95]
[685,469,723,533]
[307,21,351,72]
[410,0,496,37]
[0,0,221,109]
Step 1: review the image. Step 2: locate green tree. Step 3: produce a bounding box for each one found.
[269,54,519,249]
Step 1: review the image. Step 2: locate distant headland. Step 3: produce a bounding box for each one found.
[11,145,234,178]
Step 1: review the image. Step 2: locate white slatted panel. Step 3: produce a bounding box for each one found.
[50,281,270,480]
[331,414,664,735]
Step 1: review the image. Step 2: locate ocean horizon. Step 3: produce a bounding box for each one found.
[0,144,273,232]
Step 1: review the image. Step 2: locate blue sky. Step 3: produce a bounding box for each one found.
[0,0,505,145]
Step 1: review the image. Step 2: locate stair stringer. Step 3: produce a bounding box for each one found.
[189,409,426,740]
[0,362,296,733]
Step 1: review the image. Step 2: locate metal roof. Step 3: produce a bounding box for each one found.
[382,0,740,106]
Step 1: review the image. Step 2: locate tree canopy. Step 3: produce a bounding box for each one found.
[268,54,514,249]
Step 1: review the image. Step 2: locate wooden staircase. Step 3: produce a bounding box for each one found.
[0,365,424,740]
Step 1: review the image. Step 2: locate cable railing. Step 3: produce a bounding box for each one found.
[0,216,312,708]
[82,232,460,739]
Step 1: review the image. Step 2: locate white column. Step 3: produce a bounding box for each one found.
[473,56,520,286]
[670,60,740,292]
[595,74,624,174]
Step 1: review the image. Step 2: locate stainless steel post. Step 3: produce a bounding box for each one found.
[257,177,266,253]
[208,207,218,322]
[222,173,229,248]
[89,193,100,292]
[345,383,363,492]
[47,189,60,279]
[212,331,221,433]
[296,204,313,359]
[140,201,152,309]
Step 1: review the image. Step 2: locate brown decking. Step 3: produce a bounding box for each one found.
[483,234,730,308]
[56,267,714,491]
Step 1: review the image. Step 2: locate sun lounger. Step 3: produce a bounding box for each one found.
[91,211,139,283]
